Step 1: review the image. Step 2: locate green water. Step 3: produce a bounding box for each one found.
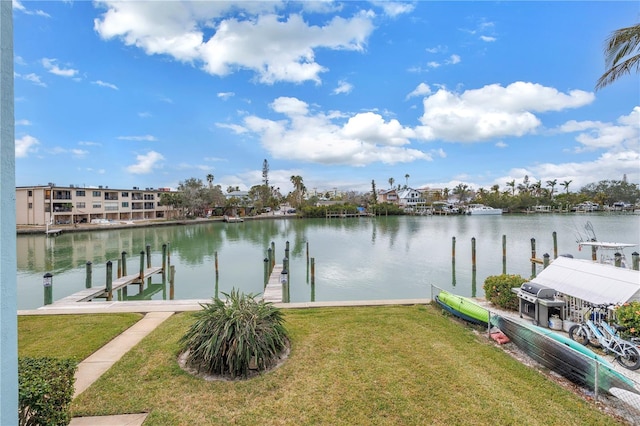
[17,214,639,309]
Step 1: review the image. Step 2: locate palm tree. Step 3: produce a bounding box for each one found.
[596,23,640,90]
[506,180,516,196]
[561,180,572,195]
[546,179,557,198]
[290,175,305,207]
[388,177,395,189]
[453,183,469,203]
[206,174,214,188]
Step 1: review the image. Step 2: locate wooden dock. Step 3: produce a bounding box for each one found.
[52,266,164,304]
[263,264,284,303]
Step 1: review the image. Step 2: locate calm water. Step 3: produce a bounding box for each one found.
[17,214,640,309]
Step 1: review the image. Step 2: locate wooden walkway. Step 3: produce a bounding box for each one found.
[263,264,283,303]
[52,266,164,304]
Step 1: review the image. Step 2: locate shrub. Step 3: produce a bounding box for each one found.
[614,301,640,338]
[180,289,289,379]
[483,274,526,311]
[18,357,77,426]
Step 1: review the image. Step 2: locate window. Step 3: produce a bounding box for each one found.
[92,202,102,209]
[76,202,85,209]
[144,193,155,200]
[76,190,86,197]
[92,191,101,197]
[105,202,118,212]
[28,202,32,209]
[28,190,32,196]
[121,202,129,208]
[121,192,129,197]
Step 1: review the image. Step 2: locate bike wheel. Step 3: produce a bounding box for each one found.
[616,342,640,370]
[569,324,589,346]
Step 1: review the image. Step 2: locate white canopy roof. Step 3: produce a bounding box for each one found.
[531,256,640,305]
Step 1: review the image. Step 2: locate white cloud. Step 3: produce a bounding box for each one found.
[15,135,39,158]
[333,80,353,95]
[138,112,152,118]
[15,119,31,126]
[217,92,235,100]
[406,82,432,99]
[558,106,639,152]
[13,0,50,17]
[374,1,415,17]
[79,141,102,146]
[480,35,496,42]
[126,150,165,174]
[117,135,158,142]
[215,123,248,134]
[94,2,375,84]
[447,54,461,65]
[42,58,78,78]
[21,73,46,87]
[417,82,595,142]
[93,80,119,90]
[495,141,508,148]
[238,96,431,166]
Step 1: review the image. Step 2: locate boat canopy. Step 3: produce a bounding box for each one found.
[531,256,640,305]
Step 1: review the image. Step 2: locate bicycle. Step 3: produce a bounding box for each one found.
[568,304,640,370]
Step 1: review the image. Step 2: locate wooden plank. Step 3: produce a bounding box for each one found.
[263,264,284,303]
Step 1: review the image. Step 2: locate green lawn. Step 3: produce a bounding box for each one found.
[64,305,620,425]
[18,313,142,360]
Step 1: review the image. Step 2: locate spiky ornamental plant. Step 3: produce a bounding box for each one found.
[180,289,288,379]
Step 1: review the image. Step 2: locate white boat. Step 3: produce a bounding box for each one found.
[223,215,244,223]
[465,204,502,215]
[575,221,637,268]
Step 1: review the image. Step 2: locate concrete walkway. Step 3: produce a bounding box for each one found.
[69,311,174,426]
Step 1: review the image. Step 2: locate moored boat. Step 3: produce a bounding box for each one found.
[465,204,502,215]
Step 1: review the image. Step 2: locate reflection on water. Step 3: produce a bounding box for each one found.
[17,214,639,309]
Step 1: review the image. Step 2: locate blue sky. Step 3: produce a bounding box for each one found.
[13,1,640,196]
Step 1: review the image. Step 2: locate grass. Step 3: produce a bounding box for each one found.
[18,313,142,360]
[63,305,622,425]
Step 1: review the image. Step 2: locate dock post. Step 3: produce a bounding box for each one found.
[268,247,273,274]
[139,251,145,291]
[106,261,113,301]
[214,251,219,280]
[591,245,597,262]
[451,236,456,261]
[117,258,122,278]
[632,252,639,271]
[169,265,175,300]
[43,273,53,306]
[263,258,269,287]
[271,242,275,268]
[162,243,167,278]
[85,261,92,289]
[530,238,537,278]
[471,237,476,273]
[614,252,622,268]
[306,241,309,265]
[310,257,315,302]
[146,244,151,268]
[543,253,550,269]
[552,231,558,259]
[121,251,127,276]
[502,235,507,274]
[285,241,290,262]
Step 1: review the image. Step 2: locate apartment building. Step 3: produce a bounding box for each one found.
[16,184,179,226]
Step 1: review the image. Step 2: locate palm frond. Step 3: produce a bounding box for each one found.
[596,23,640,90]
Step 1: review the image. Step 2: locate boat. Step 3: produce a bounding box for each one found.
[223,215,244,223]
[491,315,638,395]
[434,290,489,326]
[465,204,502,215]
[575,221,637,268]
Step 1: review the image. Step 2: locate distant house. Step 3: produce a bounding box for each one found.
[377,189,398,204]
[397,188,426,212]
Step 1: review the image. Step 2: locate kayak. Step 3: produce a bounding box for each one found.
[435,290,489,327]
[491,315,637,395]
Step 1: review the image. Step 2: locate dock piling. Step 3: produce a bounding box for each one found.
[85,261,92,289]
[632,252,639,271]
[43,272,53,306]
[502,235,507,274]
[106,261,113,301]
[530,238,537,278]
[121,251,127,276]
